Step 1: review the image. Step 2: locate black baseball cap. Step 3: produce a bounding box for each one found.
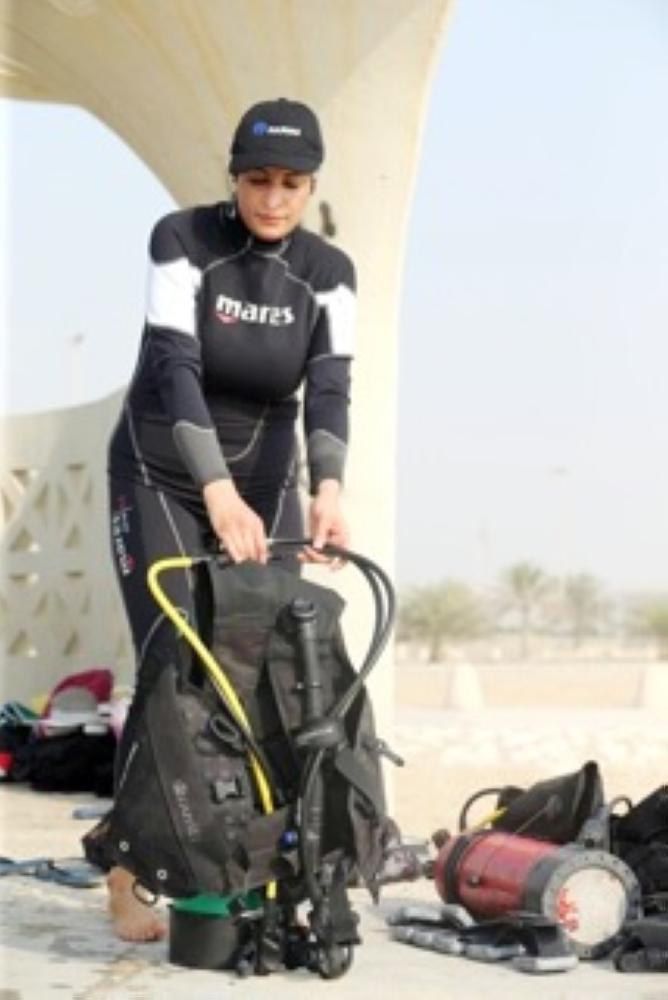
[229,98,324,175]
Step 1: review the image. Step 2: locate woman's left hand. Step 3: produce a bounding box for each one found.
[299,479,349,569]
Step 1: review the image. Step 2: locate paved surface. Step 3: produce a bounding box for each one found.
[1,852,667,1000]
[1,707,667,998]
[395,707,668,773]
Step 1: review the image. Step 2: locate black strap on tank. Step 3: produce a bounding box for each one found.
[443,833,478,906]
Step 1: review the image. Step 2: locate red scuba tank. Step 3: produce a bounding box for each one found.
[433,830,641,958]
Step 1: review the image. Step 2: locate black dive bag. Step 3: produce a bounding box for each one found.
[611,786,668,911]
[85,549,393,949]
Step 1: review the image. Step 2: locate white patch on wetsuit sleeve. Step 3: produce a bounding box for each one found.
[307,429,347,488]
[315,283,356,357]
[146,257,202,337]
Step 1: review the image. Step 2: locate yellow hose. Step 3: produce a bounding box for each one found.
[465,806,507,832]
[147,556,277,900]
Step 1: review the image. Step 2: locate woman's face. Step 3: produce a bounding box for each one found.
[234,167,314,241]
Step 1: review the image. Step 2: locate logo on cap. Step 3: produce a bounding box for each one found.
[252,119,302,138]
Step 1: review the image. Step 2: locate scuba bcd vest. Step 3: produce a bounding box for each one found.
[84,551,393,910]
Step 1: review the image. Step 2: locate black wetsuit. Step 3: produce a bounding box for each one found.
[108,200,356,665]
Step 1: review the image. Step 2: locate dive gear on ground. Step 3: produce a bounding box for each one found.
[388,764,668,977]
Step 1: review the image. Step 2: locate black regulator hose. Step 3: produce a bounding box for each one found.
[267,541,396,908]
[203,537,395,913]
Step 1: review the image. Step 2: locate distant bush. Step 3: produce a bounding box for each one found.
[398,580,488,662]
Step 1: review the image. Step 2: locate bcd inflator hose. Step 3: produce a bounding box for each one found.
[147,554,279,900]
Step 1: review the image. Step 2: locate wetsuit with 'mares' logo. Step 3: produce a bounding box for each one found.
[110,200,355,516]
[108,201,356,661]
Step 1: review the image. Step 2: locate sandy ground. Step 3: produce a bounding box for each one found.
[391,705,667,839]
[390,660,667,837]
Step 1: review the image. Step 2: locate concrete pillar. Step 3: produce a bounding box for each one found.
[637,661,668,709]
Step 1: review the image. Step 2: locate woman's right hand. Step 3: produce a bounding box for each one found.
[202,479,268,564]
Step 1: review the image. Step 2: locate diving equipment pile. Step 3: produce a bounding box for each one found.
[388,764,668,977]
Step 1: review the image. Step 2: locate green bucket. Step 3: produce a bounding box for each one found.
[169,891,263,969]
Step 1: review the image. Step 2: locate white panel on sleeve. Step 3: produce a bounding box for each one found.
[315,283,357,356]
[145,258,202,337]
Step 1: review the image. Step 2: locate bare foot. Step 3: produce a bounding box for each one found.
[107,865,166,942]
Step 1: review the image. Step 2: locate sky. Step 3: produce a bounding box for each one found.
[2,0,668,592]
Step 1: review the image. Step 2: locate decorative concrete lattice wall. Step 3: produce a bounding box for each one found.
[0,393,133,703]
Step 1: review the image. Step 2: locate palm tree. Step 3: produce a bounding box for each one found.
[560,573,607,649]
[630,598,668,660]
[499,562,554,659]
[398,581,487,663]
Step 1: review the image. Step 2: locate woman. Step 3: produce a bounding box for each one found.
[106,98,356,940]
